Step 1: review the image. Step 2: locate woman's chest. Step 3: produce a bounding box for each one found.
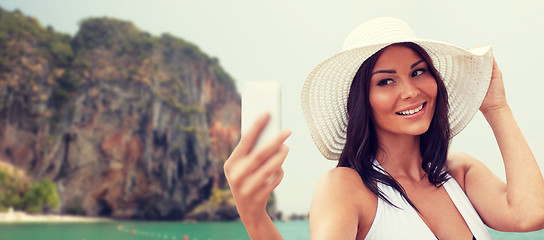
[403,182,474,240]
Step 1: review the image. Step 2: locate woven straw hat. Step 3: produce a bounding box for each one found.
[301,17,494,160]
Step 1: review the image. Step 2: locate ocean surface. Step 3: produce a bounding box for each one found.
[0,220,543,240]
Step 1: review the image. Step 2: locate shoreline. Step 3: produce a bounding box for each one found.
[0,210,112,223]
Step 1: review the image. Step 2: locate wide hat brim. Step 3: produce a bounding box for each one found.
[301,18,493,160]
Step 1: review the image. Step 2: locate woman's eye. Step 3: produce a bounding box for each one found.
[377,79,394,86]
[411,69,426,77]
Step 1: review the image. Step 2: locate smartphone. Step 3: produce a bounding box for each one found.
[241,81,282,149]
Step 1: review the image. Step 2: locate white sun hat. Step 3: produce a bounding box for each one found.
[301,17,494,160]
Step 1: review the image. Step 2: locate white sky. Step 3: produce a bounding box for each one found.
[1,0,543,216]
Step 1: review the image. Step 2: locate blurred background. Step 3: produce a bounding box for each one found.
[0,0,543,239]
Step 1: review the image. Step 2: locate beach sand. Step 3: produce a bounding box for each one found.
[0,208,111,223]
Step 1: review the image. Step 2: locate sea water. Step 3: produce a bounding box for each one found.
[0,220,542,240]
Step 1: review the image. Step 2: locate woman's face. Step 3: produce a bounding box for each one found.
[368,45,437,138]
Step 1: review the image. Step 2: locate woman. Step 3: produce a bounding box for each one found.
[224,17,544,239]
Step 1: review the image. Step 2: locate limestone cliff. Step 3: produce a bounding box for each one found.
[0,8,243,219]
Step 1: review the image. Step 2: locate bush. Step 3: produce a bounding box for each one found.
[0,170,24,211]
[22,178,59,214]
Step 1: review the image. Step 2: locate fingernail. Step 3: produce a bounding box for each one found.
[259,112,270,121]
[283,129,292,137]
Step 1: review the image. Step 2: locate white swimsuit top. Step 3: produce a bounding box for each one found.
[364,164,493,240]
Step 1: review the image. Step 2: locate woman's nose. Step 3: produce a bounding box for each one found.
[400,78,420,100]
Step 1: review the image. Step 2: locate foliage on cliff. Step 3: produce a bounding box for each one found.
[0,7,242,220]
[0,169,26,211]
[0,8,73,71]
[185,187,238,221]
[185,187,280,221]
[0,162,59,213]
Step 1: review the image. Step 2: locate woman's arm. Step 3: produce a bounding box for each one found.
[454,58,544,232]
[224,113,291,240]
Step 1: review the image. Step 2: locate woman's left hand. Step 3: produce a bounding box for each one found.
[460,56,544,232]
[479,57,508,114]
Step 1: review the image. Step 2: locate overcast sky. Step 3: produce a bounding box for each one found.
[1,0,543,215]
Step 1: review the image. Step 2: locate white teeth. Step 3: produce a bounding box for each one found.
[397,104,424,115]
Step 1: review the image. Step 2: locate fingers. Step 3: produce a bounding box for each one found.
[252,144,289,188]
[491,57,503,79]
[255,169,284,202]
[225,129,291,182]
[230,113,270,159]
[227,137,289,187]
[239,144,289,199]
[244,129,291,172]
[259,146,288,191]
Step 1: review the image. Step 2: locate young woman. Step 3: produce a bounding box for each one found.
[224,17,544,239]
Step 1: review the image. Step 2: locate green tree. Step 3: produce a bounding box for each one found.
[22,178,59,214]
[0,170,24,211]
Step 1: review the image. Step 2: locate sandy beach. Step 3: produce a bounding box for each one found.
[0,209,111,223]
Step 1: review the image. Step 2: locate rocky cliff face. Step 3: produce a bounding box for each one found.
[0,9,242,219]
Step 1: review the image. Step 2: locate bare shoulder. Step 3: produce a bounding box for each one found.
[315,167,374,200]
[310,167,377,239]
[319,167,364,186]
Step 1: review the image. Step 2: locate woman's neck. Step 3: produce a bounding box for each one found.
[375,132,426,181]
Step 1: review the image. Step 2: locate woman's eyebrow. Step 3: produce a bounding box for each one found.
[370,69,396,77]
[411,59,425,69]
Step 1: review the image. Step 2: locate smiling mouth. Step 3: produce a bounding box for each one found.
[396,102,426,116]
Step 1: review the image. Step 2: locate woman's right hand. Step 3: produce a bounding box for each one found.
[224,113,291,229]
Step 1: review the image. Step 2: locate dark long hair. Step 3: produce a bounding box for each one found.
[337,42,451,210]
